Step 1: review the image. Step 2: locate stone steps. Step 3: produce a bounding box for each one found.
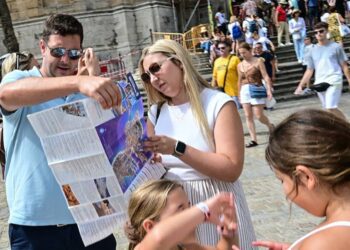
[135,35,350,113]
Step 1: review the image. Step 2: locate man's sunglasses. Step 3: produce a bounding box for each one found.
[314,29,325,35]
[218,47,227,50]
[46,44,83,60]
[140,57,174,83]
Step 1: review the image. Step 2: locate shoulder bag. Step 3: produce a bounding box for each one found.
[242,62,268,98]
[337,14,350,37]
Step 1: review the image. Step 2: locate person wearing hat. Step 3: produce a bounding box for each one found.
[199,26,212,54]
[275,0,293,47]
[289,9,306,63]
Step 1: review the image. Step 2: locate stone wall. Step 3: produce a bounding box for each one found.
[0,0,175,71]
[0,0,229,71]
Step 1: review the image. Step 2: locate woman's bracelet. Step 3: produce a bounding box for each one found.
[195,202,211,221]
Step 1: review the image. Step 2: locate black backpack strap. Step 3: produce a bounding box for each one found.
[155,101,165,125]
[0,124,5,180]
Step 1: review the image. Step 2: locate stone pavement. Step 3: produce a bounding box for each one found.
[0,94,350,249]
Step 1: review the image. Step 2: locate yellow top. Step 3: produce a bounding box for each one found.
[212,55,240,97]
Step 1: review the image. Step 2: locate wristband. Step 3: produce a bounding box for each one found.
[196,202,210,221]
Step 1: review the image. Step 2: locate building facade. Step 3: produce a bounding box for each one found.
[0,0,229,71]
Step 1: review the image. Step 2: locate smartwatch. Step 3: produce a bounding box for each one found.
[173,140,186,157]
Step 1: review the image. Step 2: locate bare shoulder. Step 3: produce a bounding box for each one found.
[299,226,350,250]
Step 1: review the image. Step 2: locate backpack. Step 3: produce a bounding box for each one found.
[248,20,258,33]
[231,22,242,39]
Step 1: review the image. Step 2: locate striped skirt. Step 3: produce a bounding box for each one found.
[174,178,257,249]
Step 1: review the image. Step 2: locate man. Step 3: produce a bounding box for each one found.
[0,14,119,249]
[215,6,228,35]
[252,31,276,52]
[254,42,276,110]
[301,35,315,88]
[212,40,241,108]
[295,22,350,119]
[242,0,257,17]
[275,0,293,47]
[307,0,318,30]
[254,42,276,83]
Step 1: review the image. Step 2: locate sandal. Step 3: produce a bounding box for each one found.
[245,140,258,148]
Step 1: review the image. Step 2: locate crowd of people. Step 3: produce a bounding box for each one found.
[0,4,350,250]
[208,0,350,141]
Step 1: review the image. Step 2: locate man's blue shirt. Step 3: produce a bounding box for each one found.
[2,67,85,225]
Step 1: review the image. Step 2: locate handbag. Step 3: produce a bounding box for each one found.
[249,84,268,98]
[217,55,233,93]
[337,14,350,37]
[309,82,331,92]
[242,62,267,98]
[293,32,301,40]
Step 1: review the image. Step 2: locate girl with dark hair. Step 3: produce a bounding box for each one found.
[254,109,350,249]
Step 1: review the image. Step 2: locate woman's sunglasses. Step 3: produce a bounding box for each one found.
[141,57,174,83]
[46,44,83,60]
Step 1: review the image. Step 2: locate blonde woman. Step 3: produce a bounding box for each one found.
[125,179,238,250]
[139,39,256,249]
[228,15,243,54]
[1,52,38,80]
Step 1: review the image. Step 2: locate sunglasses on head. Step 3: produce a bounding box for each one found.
[141,57,174,83]
[46,43,83,60]
[314,29,325,34]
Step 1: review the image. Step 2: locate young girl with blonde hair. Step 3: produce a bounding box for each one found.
[125,179,238,250]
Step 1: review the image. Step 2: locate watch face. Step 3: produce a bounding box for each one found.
[176,141,186,154]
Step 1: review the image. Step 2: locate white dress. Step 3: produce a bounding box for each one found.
[148,88,257,249]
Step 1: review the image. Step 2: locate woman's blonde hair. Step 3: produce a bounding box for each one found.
[125,179,183,250]
[266,109,350,197]
[138,39,214,146]
[1,51,35,78]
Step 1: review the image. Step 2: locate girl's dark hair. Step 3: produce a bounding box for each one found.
[266,109,350,196]
[42,14,84,45]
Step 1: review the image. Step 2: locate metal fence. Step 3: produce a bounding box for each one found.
[151,24,211,53]
[99,57,127,81]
